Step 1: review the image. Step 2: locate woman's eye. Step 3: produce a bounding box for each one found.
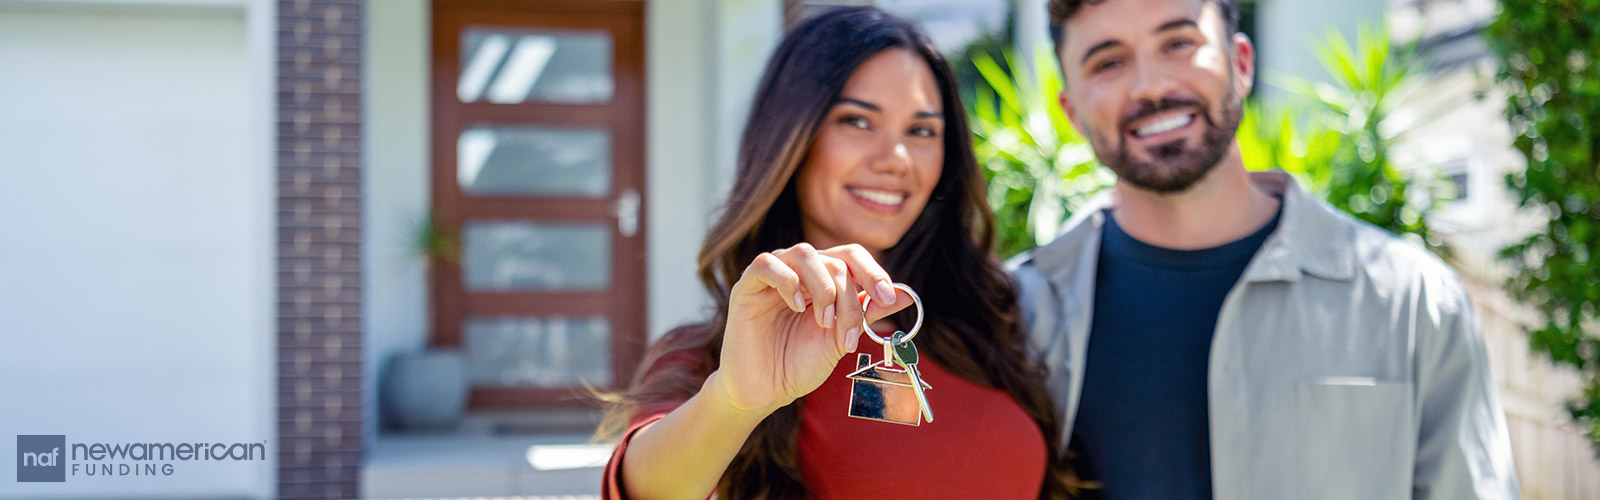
[910,126,938,138]
[842,116,870,129]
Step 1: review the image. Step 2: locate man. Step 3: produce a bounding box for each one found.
[1010,0,1523,498]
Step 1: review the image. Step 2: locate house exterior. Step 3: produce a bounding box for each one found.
[3,0,788,497]
[1388,0,1600,497]
[0,0,1594,499]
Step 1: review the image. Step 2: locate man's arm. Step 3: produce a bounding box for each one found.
[1413,279,1522,499]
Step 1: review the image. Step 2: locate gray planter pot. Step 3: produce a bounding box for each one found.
[382,349,468,432]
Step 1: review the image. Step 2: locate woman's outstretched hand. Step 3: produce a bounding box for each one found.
[713,243,915,415]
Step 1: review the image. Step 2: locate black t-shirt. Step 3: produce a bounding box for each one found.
[1068,205,1282,500]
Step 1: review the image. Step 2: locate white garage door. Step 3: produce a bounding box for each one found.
[0,3,272,499]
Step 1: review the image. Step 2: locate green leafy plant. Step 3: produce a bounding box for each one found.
[1272,24,1449,250]
[1237,100,1341,192]
[1486,0,1600,450]
[409,212,459,265]
[968,48,1112,259]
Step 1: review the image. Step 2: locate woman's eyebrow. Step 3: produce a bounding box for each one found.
[838,97,941,119]
[838,97,880,112]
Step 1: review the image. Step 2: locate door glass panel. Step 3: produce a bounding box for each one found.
[464,316,611,387]
[462,222,610,291]
[458,27,612,104]
[457,125,611,197]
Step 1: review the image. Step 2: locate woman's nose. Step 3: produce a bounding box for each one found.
[868,139,912,174]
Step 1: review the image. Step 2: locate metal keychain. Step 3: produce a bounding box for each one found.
[844,283,934,426]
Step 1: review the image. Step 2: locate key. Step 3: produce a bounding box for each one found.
[891,330,933,423]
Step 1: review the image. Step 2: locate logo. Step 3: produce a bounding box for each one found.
[15,434,267,482]
[17,435,66,482]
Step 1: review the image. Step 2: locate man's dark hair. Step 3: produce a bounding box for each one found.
[1048,0,1239,49]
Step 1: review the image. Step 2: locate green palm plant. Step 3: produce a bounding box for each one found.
[968,48,1112,259]
[1237,99,1340,194]
[1271,23,1450,250]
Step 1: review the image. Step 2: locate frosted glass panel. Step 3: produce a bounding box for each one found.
[462,222,610,291]
[457,125,611,197]
[465,316,611,387]
[458,27,612,104]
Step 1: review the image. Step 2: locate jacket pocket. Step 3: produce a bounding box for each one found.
[1297,378,1414,500]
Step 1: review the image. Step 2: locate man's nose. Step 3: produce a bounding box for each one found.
[1129,59,1178,104]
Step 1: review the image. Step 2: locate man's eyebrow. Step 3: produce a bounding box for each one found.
[1078,18,1199,66]
[1156,18,1199,33]
[1079,40,1122,66]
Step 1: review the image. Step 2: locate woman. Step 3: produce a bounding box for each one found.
[598,7,1073,499]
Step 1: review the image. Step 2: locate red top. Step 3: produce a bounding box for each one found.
[602,334,1047,499]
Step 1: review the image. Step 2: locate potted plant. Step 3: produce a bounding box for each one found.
[381,213,469,432]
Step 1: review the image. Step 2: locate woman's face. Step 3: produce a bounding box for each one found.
[795,48,945,256]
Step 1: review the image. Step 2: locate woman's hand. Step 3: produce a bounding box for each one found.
[713,243,914,415]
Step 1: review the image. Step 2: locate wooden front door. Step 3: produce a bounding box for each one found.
[430,0,645,409]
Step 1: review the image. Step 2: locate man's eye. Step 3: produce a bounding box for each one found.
[1091,58,1123,74]
[1167,38,1196,51]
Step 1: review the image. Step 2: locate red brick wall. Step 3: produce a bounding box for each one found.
[276,0,363,498]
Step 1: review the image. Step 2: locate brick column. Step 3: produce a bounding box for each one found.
[275,0,363,498]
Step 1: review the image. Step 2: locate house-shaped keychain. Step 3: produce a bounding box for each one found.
[845,353,932,426]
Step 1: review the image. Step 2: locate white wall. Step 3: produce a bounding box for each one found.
[361,0,429,437]
[653,0,783,339]
[0,1,274,498]
[646,0,720,341]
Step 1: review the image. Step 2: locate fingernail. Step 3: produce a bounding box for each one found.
[793,292,806,311]
[846,327,860,352]
[823,304,835,328]
[876,281,896,305]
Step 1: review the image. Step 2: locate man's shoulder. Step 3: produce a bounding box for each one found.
[1323,210,1470,313]
[1005,206,1106,341]
[1010,206,1105,277]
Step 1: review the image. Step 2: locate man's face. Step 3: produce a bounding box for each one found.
[1056,0,1253,193]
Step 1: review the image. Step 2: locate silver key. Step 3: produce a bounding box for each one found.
[891,330,933,423]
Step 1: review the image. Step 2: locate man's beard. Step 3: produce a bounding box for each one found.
[1087,88,1243,194]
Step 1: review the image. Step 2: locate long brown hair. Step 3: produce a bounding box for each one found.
[599,7,1074,498]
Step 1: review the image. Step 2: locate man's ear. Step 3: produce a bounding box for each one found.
[1232,32,1255,97]
[1058,89,1077,123]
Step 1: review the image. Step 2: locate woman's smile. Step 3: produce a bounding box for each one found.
[845,185,908,213]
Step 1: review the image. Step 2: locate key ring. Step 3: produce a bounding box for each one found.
[859,283,923,346]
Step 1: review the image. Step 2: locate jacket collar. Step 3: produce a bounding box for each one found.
[1029,170,1355,283]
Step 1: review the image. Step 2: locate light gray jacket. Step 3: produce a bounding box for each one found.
[1011,171,1521,499]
